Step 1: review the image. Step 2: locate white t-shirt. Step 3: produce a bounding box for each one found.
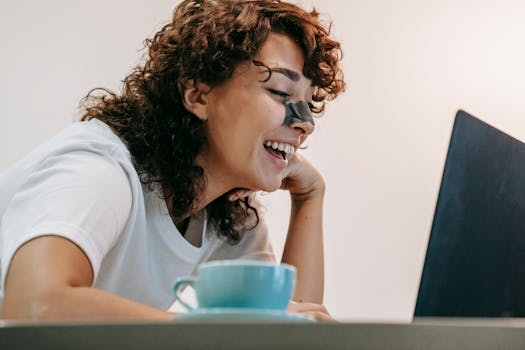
[0,119,274,311]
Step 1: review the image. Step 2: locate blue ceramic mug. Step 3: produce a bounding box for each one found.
[173,260,296,311]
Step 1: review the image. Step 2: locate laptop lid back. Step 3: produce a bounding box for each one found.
[414,110,525,317]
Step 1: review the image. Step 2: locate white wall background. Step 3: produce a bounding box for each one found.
[2,0,525,322]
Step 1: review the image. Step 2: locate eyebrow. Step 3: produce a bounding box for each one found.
[270,67,301,82]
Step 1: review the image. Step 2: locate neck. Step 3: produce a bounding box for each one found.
[166,154,236,222]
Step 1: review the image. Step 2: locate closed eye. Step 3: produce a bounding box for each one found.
[266,88,290,102]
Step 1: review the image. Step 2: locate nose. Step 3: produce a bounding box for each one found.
[283,101,315,136]
[289,117,315,136]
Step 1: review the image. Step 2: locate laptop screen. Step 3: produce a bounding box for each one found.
[414,110,525,317]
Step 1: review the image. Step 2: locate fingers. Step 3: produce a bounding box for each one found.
[227,188,254,202]
[288,301,328,315]
[302,310,336,322]
[287,301,337,322]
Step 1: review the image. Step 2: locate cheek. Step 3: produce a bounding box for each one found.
[251,100,286,128]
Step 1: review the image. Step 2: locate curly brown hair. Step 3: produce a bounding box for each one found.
[80,0,345,243]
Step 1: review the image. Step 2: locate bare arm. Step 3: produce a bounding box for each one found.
[281,185,325,303]
[279,153,325,304]
[1,235,174,321]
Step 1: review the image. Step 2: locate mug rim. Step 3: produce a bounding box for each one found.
[198,259,296,271]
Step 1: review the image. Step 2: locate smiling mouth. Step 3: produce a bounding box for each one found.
[263,141,296,161]
[264,144,286,160]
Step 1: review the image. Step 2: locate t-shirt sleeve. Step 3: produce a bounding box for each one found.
[0,149,132,288]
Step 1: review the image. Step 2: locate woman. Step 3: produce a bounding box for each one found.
[0,0,344,320]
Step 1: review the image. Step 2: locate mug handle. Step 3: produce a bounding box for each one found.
[173,276,197,311]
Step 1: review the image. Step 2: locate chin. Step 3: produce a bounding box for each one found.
[244,170,282,192]
[257,179,282,193]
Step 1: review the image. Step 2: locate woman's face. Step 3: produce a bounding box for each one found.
[197,32,314,193]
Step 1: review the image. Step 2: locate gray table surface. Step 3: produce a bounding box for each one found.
[1,318,525,350]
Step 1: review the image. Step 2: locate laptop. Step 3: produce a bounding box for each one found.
[414,110,525,318]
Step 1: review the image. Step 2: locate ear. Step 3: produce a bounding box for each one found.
[178,79,211,121]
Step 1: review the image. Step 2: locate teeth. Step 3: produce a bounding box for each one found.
[264,140,296,155]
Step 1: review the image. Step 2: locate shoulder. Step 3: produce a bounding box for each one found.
[32,119,139,192]
[52,119,132,162]
[2,119,138,219]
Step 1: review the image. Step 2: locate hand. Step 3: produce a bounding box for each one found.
[280,152,325,201]
[226,152,324,202]
[226,188,254,202]
[287,300,335,322]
